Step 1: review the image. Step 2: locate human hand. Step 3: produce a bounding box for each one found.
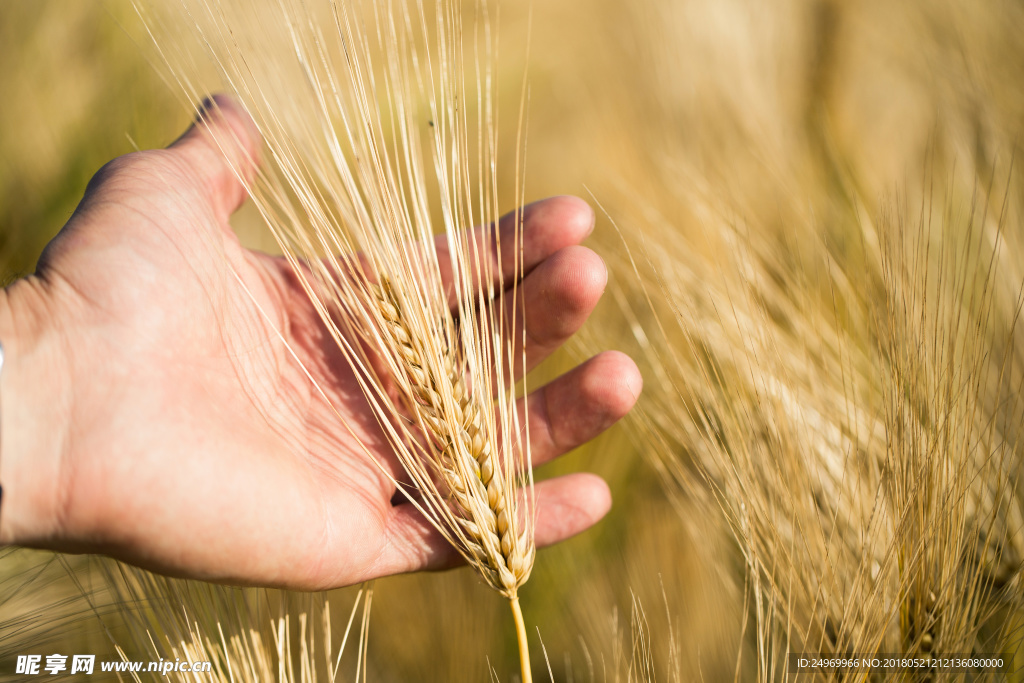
[0,96,641,589]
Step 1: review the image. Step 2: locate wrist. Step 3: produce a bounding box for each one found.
[0,277,73,546]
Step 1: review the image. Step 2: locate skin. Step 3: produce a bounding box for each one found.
[0,96,641,590]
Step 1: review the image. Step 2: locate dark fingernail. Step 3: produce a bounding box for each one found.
[195,96,217,122]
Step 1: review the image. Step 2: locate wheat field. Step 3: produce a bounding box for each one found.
[3,0,1024,681]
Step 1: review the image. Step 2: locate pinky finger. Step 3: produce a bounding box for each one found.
[376,472,612,577]
[532,472,612,547]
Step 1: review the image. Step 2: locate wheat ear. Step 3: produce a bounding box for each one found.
[140,0,537,679]
[375,278,535,597]
[374,277,534,682]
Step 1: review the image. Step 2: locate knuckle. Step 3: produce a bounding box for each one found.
[85,150,174,198]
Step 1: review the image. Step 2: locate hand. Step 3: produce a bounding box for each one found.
[0,96,641,590]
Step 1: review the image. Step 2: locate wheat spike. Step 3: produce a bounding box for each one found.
[138,0,538,679]
[374,277,534,597]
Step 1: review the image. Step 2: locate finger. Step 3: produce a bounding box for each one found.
[503,245,607,378]
[532,472,612,548]
[522,350,642,467]
[311,196,592,322]
[365,352,638,576]
[370,472,612,575]
[436,195,595,309]
[167,94,262,220]
[392,350,638,504]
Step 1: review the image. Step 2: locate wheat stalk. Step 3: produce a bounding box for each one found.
[137,0,537,679]
[371,272,534,679]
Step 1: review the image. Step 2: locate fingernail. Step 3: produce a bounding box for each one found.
[195,96,217,122]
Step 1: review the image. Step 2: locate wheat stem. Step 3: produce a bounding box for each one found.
[510,596,532,683]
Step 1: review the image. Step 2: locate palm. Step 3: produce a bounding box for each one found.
[18,97,641,589]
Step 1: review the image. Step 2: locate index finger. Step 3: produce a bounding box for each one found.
[434,195,595,310]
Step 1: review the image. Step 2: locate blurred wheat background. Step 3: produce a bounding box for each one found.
[3,0,1024,680]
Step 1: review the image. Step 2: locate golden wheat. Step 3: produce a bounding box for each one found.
[135,0,537,679]
[607,161,1024,680]
[548,0,1024,676]
[372,277,534,597]
[98,561,374,682]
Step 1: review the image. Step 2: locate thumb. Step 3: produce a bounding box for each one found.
[168,94,262,220]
